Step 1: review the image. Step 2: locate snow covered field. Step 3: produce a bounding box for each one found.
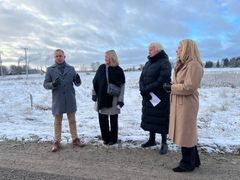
[0,68,240,153]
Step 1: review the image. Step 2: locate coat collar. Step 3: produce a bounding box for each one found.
[51,63,71,76]
[147,50,168,63]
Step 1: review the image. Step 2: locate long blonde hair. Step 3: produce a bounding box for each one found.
[178,39,203,66]
[105,50,119,67]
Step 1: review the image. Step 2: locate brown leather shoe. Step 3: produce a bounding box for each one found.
[73,138,85,148]
[51,141,60,152]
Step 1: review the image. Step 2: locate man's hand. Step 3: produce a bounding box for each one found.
[52,77,61,87]
[75,74,81,84]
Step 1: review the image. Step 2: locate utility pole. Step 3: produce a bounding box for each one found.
[0,51,3,77]
[23,48,28,79]
[18,56,24,66]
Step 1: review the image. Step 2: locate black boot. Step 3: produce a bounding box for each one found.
[141,132,156,148]
[173,146,195,172]
[173,166,190,172]
[159,134,168,154]
[194,146,201,167]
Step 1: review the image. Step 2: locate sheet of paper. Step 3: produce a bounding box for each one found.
[149,92,161,107]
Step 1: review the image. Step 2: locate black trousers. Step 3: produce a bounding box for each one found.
[98,113,118,143]
[179,146,201,170]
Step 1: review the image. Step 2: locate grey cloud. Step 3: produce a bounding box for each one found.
[198,37,240,60]
[0,0,239,67]
[198,38,223,59]
[0,7,39,37]
[222,0,240,17]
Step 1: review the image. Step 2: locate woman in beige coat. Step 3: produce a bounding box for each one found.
[163,39,203,172]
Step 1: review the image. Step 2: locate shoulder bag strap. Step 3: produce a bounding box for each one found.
[105,64,109,85]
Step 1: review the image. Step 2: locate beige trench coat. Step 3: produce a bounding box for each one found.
[169,60,203,147]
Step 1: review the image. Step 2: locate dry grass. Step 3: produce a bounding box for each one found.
[202,71,240,88]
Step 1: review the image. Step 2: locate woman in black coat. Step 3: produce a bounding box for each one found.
[139,42,172,154]
[92,50,125,145]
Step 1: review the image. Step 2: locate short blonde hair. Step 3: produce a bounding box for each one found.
[105,50,119,67]
[55,49,65,54]
[149,42,164,52]
[178,39,203,66]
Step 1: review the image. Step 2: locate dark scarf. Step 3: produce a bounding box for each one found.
[93,64,125,110]
[148,50,168,63]
[55,61,66,74]
[108,66,125,86]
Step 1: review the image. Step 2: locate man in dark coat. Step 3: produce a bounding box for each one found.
[139,42,172,154]
[43,49,85,152]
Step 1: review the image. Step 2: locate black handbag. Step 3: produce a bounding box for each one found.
[106,65,121,96]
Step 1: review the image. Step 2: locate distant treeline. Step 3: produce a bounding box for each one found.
[205,56,240,68]
[0,65,42,76]
[1,56,240,76]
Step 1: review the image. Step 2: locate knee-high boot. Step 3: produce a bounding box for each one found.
[179,146,195,171]
[194,146,201,167]
[173,146,196,172]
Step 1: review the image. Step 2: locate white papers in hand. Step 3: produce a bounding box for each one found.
[149,92,161,107]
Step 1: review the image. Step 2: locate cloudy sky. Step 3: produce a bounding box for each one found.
[0,0,240,67]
